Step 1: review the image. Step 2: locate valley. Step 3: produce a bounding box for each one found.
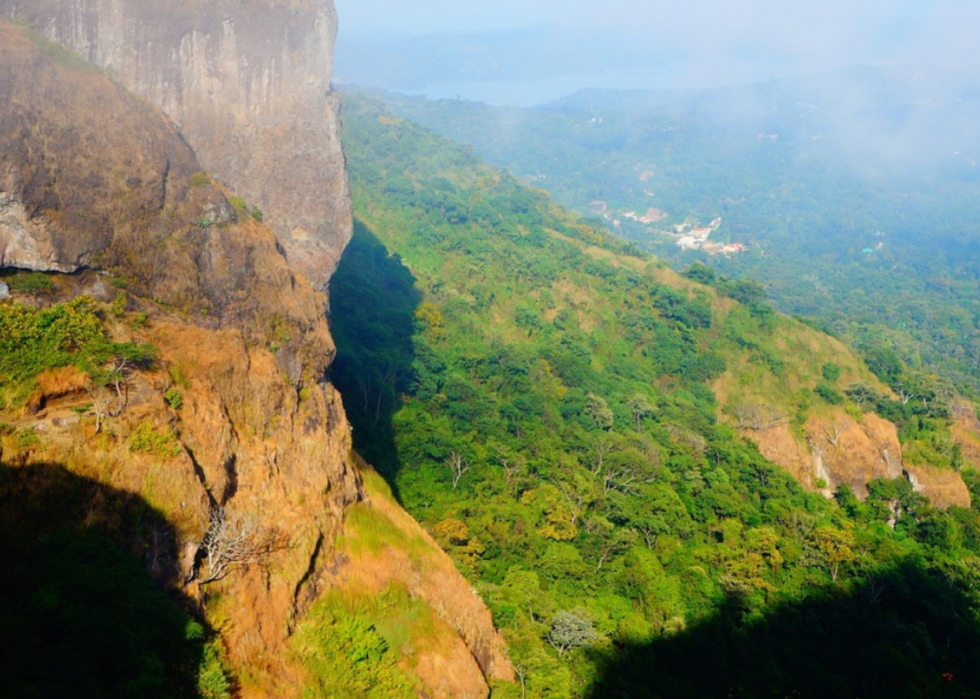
[2,3,980,698]
[331,89,980,697]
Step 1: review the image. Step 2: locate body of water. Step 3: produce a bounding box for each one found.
[395,63,804,107]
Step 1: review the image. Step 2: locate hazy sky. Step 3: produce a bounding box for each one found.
[337,0,978,36]
[336,0,979,100]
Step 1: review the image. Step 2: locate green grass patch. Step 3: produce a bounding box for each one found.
[341,502,411,555]
[0,297,155,408]
[129,423,181,459]
[292,586,435,698]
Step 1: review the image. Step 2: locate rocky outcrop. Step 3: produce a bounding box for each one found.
[0,19,509,696]
[1,0,352,286]
[1,19,359,685]
[744,410,971,509]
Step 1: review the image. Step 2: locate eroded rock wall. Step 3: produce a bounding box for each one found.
[1,0,351,286]
[0,19,510,696]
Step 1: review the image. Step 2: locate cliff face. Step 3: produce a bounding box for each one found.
[0,17,510,697]
[0,0,351,286]
[0,18,359,685]
[737,410,971,509]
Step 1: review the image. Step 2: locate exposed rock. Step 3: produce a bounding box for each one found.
[904,463,971,509]
[0,18,510,695]
[951,401,980,469]
[743,409,970,508]
[0,279,8,299]
[1,0,352,287]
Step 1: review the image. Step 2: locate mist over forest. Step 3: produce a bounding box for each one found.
[8,2,980,697]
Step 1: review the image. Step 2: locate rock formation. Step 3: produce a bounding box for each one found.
[0,12,510,697]
[1,0,352,286]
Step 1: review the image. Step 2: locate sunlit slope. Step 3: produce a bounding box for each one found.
[338,88,958,504]
[334,89,980,699]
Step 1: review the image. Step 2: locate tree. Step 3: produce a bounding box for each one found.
[198,506,272,584]
[627,394,655,431]
[824,418,850,449]
[809,526,857,582]
[585,393,614,430]
[446,450,472,490]
[547,610,598,657]
[733,403,787,431]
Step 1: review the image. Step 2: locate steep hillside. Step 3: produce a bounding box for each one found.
[335,90,980,697]
[0,20,508,698]
[377,78,980,401]
[1,0,352,284]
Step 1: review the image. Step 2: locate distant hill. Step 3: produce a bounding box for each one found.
[361,65,980,399]
[335,87,980,698]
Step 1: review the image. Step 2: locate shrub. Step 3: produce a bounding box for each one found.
[815,382,844,405]
[129,423,181,458]
[7,271,55,296]
[821,362,842,382]
[164,388,183,411]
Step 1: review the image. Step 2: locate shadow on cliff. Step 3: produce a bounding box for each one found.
[583,559,980,699]
[329,219,422,497]
[0,460,213,699]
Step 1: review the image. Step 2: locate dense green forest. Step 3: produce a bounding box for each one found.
[334,91,980,697]
[366,68,980,400]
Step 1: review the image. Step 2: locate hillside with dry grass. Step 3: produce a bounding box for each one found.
[0,18,508,699]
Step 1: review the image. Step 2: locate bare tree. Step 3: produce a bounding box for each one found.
[824,419,850,449]
[898,387,917,406]
[558,481,587,525]
[588,438,617,477]
[602,466,639,496]
[497,454,525,489]
[733,404,787,431]
[199,506,272,584]
[85,355,140,432]
[547,611,598,657]
[103,357,131,413]
[513,662,529,699]
[86,381,115,434]
[447,450,471,490]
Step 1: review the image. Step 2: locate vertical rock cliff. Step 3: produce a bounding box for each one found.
[0,6,512,696]
[1,0,351,286]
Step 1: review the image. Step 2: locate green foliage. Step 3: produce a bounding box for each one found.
[336,90,980,699]
[189,172,211,187]
[18,20,97,72]
[110,291,128,317]
[373,80,980,402]
[0,296,149,406]
[293,588,421,699]
[228,195,264,222]
[0,461,233,699]
[821,362,841,382]
[0,528,207,699]
[165,388,184,411]
[129,423,181,459]
[15,428,42,449]
[814,381,843,404]
[195,635,232,699]
[7,271,55,296]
